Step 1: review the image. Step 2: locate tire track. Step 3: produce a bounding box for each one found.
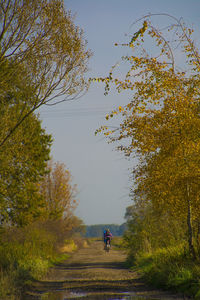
[24,240,187,299]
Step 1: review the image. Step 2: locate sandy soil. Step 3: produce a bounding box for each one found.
[24,240,189,299]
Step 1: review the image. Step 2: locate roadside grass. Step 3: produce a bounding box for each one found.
[0,225,56,299]
[131,244,200,298]
[59,239,77,253]
[0,267,20,300]
[0,223,85,299]
[112,237,124,251]
[86,237,103,245]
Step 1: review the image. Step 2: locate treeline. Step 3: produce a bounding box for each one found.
[0,1,90,299]
[85,223,127,238]
[94,15,200,297]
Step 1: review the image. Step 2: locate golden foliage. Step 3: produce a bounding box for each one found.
[39,160,77,220]
[93,15,200,257]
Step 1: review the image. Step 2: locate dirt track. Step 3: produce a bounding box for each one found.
[25,240,188,299]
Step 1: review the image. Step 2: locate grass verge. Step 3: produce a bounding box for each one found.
[0,222,83,299]
[130,244,200,298]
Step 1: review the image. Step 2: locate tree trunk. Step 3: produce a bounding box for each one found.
[196,221,200,257]
[186,181,196,259]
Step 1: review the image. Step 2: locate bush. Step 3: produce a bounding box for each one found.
[0,268,19,300]
[0,219,78,298]
[132,244,200,297]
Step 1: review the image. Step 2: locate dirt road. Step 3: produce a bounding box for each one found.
[25,240,187,299]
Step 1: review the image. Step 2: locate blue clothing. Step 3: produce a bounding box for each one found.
[103,230,106,243]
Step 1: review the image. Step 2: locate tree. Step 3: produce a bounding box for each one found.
[93,15,200,258]
[39,160,77,220]
[0,0,91,146]
[0,107,52,226]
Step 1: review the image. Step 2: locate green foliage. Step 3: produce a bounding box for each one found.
[0,0,91,105]
[0,268,19,300]
[0,59,37,147]
[111,237,124,250]
[0,219,79,298]
[0,0,91,149]
[124,203,187,260]
[0,225,54,271]
[0,58,53,226]
[0,107,52,226]
[0,2,88,297]
[132,244,200,297]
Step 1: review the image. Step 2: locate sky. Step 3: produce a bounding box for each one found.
[39,0,200,225]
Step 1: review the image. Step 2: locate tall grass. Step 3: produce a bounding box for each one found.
[0,219,77,299]
[132,243,200,298]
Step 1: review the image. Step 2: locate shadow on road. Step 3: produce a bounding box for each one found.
[23,241,187,300]
[54,261,127,270]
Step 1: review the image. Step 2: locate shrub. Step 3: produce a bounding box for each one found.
[133,243,200,297]
[0,268,19,300]
[0,219,78,298]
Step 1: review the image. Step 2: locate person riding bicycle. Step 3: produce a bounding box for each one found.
[103,229,107,244]
[104,228,112,248]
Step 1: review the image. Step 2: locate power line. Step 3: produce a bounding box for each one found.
[39,106,120,119]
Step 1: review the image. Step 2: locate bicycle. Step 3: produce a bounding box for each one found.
[104,238,111,252]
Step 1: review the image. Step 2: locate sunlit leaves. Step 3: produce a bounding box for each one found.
[39,160,77,220]
[0,0,91,104]
[93,15,200,256]
[0,0,91,148]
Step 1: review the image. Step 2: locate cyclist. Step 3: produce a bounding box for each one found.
[103,229,107,244]
[104,228,112,249]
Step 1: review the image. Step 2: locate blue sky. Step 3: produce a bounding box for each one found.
[39,0,200,225]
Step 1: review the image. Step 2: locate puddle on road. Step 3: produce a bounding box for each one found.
[41,291,86,299]
[40,290,157,300]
